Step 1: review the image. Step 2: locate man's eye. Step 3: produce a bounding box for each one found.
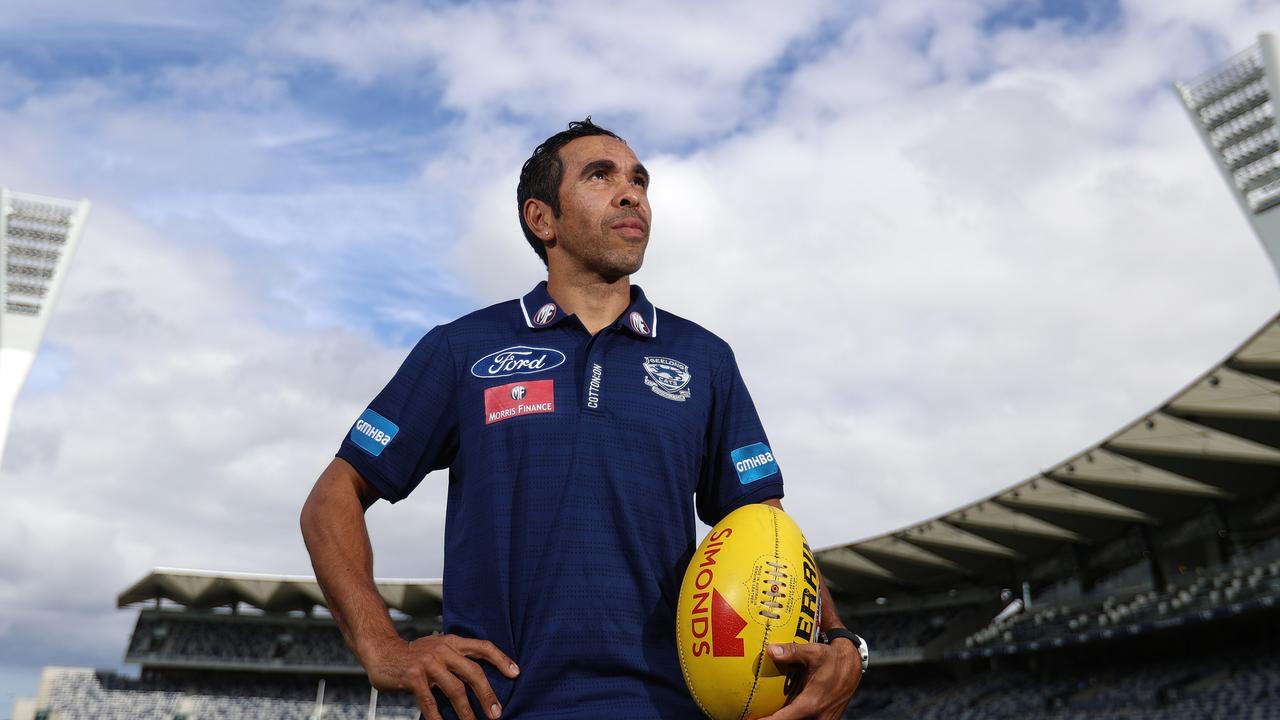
[633,177,648,188]
[592,170,609,180]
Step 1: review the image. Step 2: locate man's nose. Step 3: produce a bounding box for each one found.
[617,187,640,208]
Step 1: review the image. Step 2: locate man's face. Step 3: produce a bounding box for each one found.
[548,135,651,280]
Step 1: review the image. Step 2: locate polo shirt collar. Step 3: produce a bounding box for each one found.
[519,281,658,339]
[519,281,570,329]
[613,284,658,339]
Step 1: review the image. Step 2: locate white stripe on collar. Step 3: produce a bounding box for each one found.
[518,296,534,328]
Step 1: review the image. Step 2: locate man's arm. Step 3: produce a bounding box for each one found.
[301,458,400,668]
[300,458,518,720]
[758,497,862,720]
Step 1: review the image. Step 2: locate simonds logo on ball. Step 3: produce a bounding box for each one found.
[688,528,748,658]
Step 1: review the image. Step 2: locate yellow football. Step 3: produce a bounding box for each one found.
[676,503,821,720]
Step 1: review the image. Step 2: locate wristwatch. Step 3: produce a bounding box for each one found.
[820,628,869,673]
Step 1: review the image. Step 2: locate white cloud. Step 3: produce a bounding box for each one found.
[264,0,852,141]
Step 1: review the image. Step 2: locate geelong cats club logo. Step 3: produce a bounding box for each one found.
[642,356,691,402]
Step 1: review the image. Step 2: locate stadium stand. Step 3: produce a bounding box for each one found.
[961,551,1280,654]
[126,611,410,669]
[852,614,1280,718]
[31,667,419,720]
[12,571,439,720]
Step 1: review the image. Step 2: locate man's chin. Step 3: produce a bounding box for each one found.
[594,253,645,281]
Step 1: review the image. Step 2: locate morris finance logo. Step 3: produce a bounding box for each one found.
[471,346,566,379]
[484,380,555,425]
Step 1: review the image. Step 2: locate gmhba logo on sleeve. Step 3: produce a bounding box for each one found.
[351,408,399,457]
[730,442,778,484]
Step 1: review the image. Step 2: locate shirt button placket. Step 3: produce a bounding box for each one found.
[582,330,610,413]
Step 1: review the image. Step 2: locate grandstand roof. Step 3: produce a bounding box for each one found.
[118,568,443,617]
[818,310,1280,599]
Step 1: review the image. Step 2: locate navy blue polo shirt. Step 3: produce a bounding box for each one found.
[337,281,784,719]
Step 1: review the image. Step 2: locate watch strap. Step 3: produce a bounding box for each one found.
[821,628,869,673]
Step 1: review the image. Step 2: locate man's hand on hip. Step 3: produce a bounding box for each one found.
[758,638,861,720]
[365,634,520,720]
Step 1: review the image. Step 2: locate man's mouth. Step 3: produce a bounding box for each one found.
[611,217,648,236]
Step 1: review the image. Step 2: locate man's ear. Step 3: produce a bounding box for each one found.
[524,198,556,247]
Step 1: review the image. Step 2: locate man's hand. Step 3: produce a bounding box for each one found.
[364,633,520,720]
[759,638,861,720]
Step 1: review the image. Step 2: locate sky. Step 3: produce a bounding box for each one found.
[3,0,1280,709]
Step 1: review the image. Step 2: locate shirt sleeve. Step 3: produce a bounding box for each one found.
[335,326,460,503]
[696,346,785,526]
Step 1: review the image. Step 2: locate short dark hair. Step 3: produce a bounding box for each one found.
[517,117,625,265]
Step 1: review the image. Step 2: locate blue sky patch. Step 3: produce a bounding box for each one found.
[984,0,1121,34]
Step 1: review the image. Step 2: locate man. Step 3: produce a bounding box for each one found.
[301,119,863,720]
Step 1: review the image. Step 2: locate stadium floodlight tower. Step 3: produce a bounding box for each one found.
[1177,34,1280,280]
[0,190,90,467]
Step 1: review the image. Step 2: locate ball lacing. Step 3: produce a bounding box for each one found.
[759,561,789,620]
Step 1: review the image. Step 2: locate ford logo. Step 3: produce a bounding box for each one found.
[470,346,566,379]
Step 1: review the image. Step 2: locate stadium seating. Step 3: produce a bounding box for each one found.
[126,611,427,669]
[851,604,965,651]
[962,554,1280,653]
[30,600,1280,720]
[853,644,1280,718]
[43,669,182,720]
[36,668,419,720]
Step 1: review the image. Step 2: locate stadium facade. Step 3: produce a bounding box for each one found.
[15,34,1280,720]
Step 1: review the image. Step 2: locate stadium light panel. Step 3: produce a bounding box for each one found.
[1177,34,1280,278]
[0,189,90,468]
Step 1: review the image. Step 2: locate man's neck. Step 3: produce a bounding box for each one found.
[546,271,631,336]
